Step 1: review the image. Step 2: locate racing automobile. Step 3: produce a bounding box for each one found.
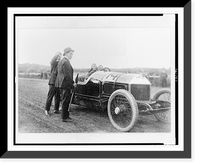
[72,67,171,132]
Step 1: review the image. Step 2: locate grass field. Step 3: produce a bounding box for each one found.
[18,77,171,133]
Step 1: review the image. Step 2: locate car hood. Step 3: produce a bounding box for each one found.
[91,71,151,85]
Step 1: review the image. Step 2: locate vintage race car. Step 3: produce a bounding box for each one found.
[72,68,171,132]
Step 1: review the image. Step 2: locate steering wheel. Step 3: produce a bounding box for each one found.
[101,67,111,72]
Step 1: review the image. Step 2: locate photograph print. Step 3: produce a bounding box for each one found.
[14,11,178,146]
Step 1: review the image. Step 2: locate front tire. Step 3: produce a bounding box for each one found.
[153,89,171,123]
[107,89,138,132]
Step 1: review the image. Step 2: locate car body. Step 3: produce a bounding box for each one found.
[72,70,171,132]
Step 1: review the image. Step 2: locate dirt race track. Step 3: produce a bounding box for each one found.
[18,77,171,133]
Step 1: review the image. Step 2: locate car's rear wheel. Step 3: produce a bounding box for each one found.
[107,89,138,132]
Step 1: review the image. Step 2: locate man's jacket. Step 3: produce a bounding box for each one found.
[55,57,74,89]
[48,60,58,85]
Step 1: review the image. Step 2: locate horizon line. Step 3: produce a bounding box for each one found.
[18,63,170,69]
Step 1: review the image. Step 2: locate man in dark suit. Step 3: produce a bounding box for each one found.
[44,52,62,116]
[55,47,76,122]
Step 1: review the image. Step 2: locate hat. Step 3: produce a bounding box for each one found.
[63,47,74,54]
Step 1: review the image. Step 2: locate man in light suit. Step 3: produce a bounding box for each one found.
[55,47,76,122]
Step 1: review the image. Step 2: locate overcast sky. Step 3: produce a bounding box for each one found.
[16,15,174,69]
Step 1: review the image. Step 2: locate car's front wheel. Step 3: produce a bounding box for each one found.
[153,89,171,123]
[107,89,138,132]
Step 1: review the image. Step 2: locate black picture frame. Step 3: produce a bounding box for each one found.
[2,1,191,158]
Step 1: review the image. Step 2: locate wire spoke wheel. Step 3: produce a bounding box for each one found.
[108,89,138,132]
[153,89,171,123]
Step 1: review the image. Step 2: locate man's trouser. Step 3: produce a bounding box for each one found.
[61,88,72,119]
[45,85,60,111]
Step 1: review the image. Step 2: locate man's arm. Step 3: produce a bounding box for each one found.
[63,60,74,86]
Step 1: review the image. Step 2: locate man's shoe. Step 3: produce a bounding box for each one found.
[67,116,72,120]
[44,110,50,116]
[54,110,60,114]
[62,117,72,122]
